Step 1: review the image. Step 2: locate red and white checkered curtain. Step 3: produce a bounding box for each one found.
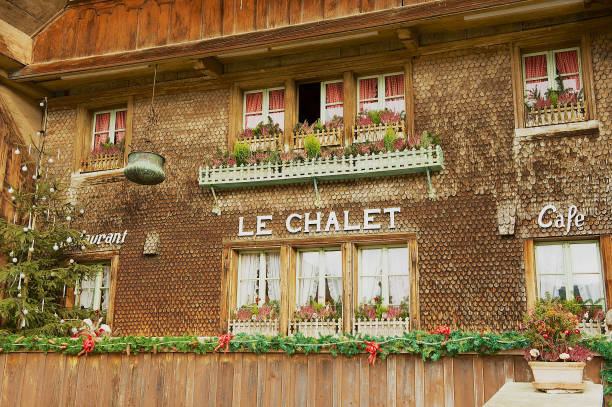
[555,50,580,91]
[114,110,127,144]
[93,112,110,152]
[245,92,264,128]
[268,89,285,111]
[325,82,343,121]
[385,74,404,97]
[525,54,547,79]
[359,78,378,111]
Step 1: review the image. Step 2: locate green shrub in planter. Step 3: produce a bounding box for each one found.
[233,141,252,166]
[304,135,321,159]
[383,129,398,152]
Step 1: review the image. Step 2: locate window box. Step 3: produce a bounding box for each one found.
[292,127,343,149]
[200,146,443,188]
[354,318,410,337]
[228,319,279,336]
[80,151,124,173]
[353,120,407,144]
[290,318,343,337]
[525,100,589,128]
[242,133,283,152]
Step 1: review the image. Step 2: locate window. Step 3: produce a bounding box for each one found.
[297,81,344,125]
[76,263,111,311]
[535,241,604,304]
[92,108,127,154]
[357,73,404,113]
[297,248,342,305]
[243,88,285,131]
[522,48,582,104]
[236,251,281,307]
[358,246,409,306]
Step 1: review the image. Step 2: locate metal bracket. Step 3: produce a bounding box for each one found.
[313,178,321,208]
[210,187,221,215]
[426,169,435,200]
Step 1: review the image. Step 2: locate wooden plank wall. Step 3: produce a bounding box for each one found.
[32,0,415,62]
[0,352,604,406]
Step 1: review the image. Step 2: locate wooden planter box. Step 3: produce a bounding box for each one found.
[292,128,343,149]
[228,319,279,336]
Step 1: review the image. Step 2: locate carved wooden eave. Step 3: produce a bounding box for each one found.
[11,0,544,82]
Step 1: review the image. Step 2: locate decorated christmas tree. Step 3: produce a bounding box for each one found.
[0,99,101,336]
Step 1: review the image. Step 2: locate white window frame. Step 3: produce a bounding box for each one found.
[236,251,280,307]
[319,80,344,124]
[357,72,404,112]
[91,108,127,150]
[296,247,342,305]
[75,263,110,311]
[358,245,410,306]
[242,87,285,130]
[522,47,583,98]
[535,240,604,305]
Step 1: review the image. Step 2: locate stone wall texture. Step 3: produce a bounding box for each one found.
[44,30,612,336]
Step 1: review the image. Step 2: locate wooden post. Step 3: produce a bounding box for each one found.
[600,236,612,310]
[343,71,356,147]
[228,84,242,151]
[342,242,354,334]
[124,96,134,166]
[409,238,420,330]
[279,245,290,335]
[284,79,296,151]
[524,239,537,310]
[404,59,415,137]
[581,32,597,121]
[287,247,297,334]
[219,247,231,334]
[107,254,120,330]
[510,43,525,129]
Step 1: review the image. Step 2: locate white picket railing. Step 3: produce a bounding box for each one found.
[228,319,279,336]
[290,319,342,337]
[354,318,410,337]
[199,146,443,188]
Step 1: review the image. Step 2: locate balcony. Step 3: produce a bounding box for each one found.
[79,152,124,173]
[352,121,407,143]
[524,100,589,128]
[199,146,444,189]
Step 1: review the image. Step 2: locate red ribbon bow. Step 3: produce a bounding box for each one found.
[215,334,234,353]
[430,325,452,341]
[364,341,386,365]
[78,335,95,356]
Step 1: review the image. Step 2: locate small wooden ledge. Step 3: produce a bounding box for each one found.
[484,382,603,407]
[71,168,125,187]
[514,120,600,140]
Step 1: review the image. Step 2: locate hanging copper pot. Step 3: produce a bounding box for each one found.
[124,151,166,185]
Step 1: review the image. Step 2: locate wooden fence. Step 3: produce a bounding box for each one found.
[80,152,124,173]
[0,351,604,406]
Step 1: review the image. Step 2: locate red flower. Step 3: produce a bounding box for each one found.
[564,329,570,336]
[374,297,379,302]
[542,333,549,339]
[574,329,580,335]
[255,297,261,304]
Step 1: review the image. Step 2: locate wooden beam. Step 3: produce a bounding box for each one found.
[409,238,420,330]
[580,32,597,120]
[193,57,224,77]
[342,71,356,146]
[0,19,31,67]
[404,60,415,136]
[510,43,524,129]
[524,239,536,310]
[342,242,354,334]
[283,79,296,150]
[279,245,290,335]
[228,84,242,150]
[12,0,545,81]
[600,236,612,310]
[107,254,120,330]
[0,69,50,99]
[396,28,419,52]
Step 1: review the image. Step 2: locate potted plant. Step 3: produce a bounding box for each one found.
[124,66,166,185]
[291,298,342,337]
[521,297,593,392]
[354,296,410,336]
[229,299,280,336]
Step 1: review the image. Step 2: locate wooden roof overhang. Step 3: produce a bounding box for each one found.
[8,0,562,83]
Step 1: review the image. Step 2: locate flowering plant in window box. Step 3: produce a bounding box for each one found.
[354,109,406,143]
[290,298,342,337]
[521,297,592,391]
[549,296,606,336]
[354,297,410,337]
[239,118,284,151]
[229,299,280,336]
[292,116,344,149]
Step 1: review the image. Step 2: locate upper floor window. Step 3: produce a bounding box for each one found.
[535,241,603,304]
[523,48,582,105]
[92,108,127,154]
[77,262,111,311]
[358,246,409,306]
[237,251,281,307]
[243,88,285,131]
[297,248,342,305]
[358,73,404,113]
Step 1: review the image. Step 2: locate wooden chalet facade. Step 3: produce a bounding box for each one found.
[0,0,611,405]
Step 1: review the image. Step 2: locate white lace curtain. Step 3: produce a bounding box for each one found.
[360,249,382,303]
[238,253,259,307]
[266,253,281,302]
[325,251,342,302]
[298,252,318,305]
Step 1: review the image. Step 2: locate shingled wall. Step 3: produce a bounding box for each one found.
[43,31,611,336]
